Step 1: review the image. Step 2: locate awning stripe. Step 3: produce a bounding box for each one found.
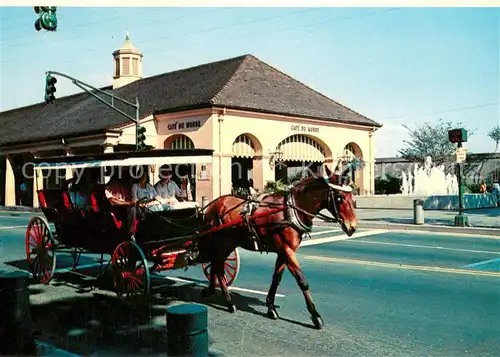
[277,134,325,162]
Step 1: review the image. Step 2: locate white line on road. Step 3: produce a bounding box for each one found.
[165,276,285,297]
[390,229,500,240]
[309,229,340,236]
[352,239,500,255]
[301,229,388,247]
[0,225,27,230]
[462,257,500,268]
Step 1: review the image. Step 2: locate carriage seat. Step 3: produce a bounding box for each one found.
[88,185,125,230]
[37,189,74,220]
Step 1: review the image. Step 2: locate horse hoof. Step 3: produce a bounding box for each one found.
[266,308,279,320]
[312,315,324,330]
[228,304,237,313]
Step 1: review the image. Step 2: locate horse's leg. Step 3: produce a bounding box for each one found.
[217,275,236,313]
[266,254,286,320]
[284,246,324,329]
[201,266,217,297]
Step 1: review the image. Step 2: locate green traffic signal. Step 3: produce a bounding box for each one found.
[45,75,57,104]
[136,126,147,150]
[34,6,57,32]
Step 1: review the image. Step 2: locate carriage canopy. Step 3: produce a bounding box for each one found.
[32,148,214,169]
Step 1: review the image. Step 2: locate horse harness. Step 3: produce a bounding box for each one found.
[212,184,345,254]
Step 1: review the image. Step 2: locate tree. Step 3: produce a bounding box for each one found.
[398,118,474,166]
[488,126,500,152]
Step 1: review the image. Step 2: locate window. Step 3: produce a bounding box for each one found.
[123,57,130,75]
[132,58,139,75]
[115,58,120,77]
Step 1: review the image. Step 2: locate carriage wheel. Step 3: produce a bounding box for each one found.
[202,248,240,287]
[25,216,57,284]
[111,241,151,305]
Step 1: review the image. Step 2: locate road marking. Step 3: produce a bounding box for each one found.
[389,229,500,240]
[302,255,500,277]
[165,276,285,297]
[462,258,500,269]
[301,229,388,247]
[0,225,26,230]
[310,229,340,236]
[352,239,500,255]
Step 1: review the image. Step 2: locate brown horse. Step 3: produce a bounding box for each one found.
[200,164,357,329]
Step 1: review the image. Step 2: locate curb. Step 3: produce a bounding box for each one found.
[314,219,500,237]
[0,206,41,213]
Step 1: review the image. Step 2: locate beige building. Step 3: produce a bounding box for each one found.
[0,34,382,207]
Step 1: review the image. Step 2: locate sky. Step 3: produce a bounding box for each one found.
[0,6,499,158]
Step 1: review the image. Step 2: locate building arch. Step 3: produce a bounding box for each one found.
[164,134,195,149]
[230,133,263,194]
[275,134,332,162]
[232,133,263,158]
[272,134,333,182]
[343,142,363,160]
[342,142,364,195]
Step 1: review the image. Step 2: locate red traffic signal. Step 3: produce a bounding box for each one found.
[448,128,468,143]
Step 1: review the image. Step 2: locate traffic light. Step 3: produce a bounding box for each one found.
[448,128,468,143]
[45,74,57,104]
[136,126,147,150]
[34,6,57,31]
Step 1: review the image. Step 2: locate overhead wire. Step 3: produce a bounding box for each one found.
[0,7,401,64]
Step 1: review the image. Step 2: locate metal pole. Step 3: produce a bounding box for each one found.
[454,142,469,227]
[135,96,140,151]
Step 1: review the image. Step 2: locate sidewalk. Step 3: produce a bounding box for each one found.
[315,207,500,236]
[356,207,500,229]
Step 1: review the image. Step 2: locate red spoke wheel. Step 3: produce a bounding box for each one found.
[25,216,56,284]
[111,241,150,306]
[202,248,240,287]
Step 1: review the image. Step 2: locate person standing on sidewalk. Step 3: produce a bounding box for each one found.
[19,181,28,206]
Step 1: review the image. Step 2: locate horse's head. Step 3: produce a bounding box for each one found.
[322,164,358,237]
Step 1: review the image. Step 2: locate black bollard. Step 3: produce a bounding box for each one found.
[0,270,36,356]
[166,303,208,357]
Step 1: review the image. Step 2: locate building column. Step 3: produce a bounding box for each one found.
[103,144,114,154]
[65,149,73,180]
[4,156,16,206]
[368,131,375,195]
[32,169,44,208]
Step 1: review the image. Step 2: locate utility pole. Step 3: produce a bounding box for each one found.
[44,70,146,151]
[448,128,469,227]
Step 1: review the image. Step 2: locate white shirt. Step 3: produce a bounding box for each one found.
[154,180,181,199]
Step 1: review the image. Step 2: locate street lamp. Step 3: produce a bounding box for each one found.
[269,149,284,169]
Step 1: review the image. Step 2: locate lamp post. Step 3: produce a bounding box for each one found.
[448,128,469,227]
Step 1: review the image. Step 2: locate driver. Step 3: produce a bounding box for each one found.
[130,166,174,211]
[154,165,182,203]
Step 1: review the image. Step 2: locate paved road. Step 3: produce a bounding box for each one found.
[0,212,499,356]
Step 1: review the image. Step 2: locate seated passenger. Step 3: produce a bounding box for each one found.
[105,169,139,233]
[179,172,194,202]
[154,166,182,203]
[131,167,174,212]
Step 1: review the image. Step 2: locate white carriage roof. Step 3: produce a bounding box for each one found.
[32,148,214,169]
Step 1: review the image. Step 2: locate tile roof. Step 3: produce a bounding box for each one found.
[0,54,381,147]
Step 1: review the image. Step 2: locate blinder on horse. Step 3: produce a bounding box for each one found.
[323,165,353,224]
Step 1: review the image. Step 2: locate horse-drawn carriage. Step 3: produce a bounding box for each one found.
[26,147,358,329]
[25,148,239,301]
